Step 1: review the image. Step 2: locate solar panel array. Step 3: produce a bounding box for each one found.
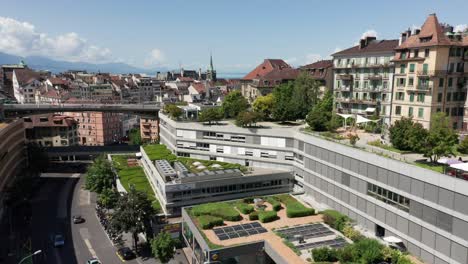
[275,223,334,241]
[214,222,267,241]
[296,237,347,250]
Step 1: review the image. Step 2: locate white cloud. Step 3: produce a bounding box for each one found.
[0,17,113,63]
[333,47,342,53]
[360,29,378,39]
[144,48,165,67]
[454,24,468,32]
[305,54,322,64]
[285,57,298,65]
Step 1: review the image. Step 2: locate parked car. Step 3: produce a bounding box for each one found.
[86,258,101,264]
[53,234,65,247]
[117,247,136,260]
[73,215,85,224]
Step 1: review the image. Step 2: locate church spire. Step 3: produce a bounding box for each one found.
[210,53,214,72]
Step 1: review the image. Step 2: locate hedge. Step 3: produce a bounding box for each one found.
[198,215,224,229]
[265,197,282,211]
[276,194,315,218]
[259,211,278,223]
[249,211,259,221]
[192,202,242,221]
[312,247,338,262]
[242,197,255,204]
[323,209,348,232]
[236,202,254,214]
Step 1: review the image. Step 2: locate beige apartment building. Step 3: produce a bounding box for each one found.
[391,14,468,129]
[23,114,79,147]
[140,118,159,143]
[66,111,122,146]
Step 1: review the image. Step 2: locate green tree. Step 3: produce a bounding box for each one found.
[252,94,274,120]
[422,112,458,162]
[235,111,263,127]
[85,155,114,194]
[458,136,468,154]
[129,128,142,145]
[98,188,120,210]
[389,117,417,151]
[272,82,296,122]
[110,185,156,252]
[221,91,249,118]
[199,107,223,125]
[151,232,176,263]
[337,238,384,264]
[306,91,334,131]
[407,122,429,153]
[290,72,321,118]
[164,104,183,119]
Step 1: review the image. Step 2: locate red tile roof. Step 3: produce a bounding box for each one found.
[332,40,399,56]
[243,59,291,80]
[177,77,194,82]
[300,60,333,70]
[48,77,68,85]
[13,69,42,85]
[191,83,206,93]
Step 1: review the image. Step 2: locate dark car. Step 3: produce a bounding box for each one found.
[73,215,85,224]
[117,247,135,260]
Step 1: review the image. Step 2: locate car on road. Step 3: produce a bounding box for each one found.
[86,258,101,264]
[73,215,85,224]
[117,247,136,260]
[53,234,65,247]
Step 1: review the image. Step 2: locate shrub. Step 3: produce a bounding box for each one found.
[312,247,338,262]
[192,202,242,221]
[249,211,259,221]
[343,225,364,241]
[258,211,278,223]
[458,136,468,154]
[243,197,254,204]
[275,194,314,218]
[236,202,254,214]
[322,210,348,232]
[337,238,385,264]
[265,197,282,211]
[198,215,223,229]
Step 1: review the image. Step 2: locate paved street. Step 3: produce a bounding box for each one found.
[30,172,187,264]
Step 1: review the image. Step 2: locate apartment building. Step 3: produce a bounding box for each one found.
[159,113,468,264]
[66,111,122,146]
[391,14,468,129]
[140,118,159,143]
[299,60,334,96]
[23,114,79,147]
[0,119,26,218]
[332,37,398,125]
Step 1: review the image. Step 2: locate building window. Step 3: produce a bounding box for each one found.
[408,77,414,86]
[447,92,451,102]
[397,78,406,87]
[395,106,402,115]
[422,64,428,74]
[448,78,453,87]
[417,93,425,103]
[367,183,410,212]
[451,107,458,116]
[409,93,415,102]
[424,49,430,57]
[439,78,444,87]
[408,107,413,117]
[437,93,443,102]
[396,92,405,100]
[400,64,406,74]
[418,108,424,118]
[409,64,415,73]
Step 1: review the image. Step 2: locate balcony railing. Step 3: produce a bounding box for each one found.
[336,74,353,80]
[416,84,433,91]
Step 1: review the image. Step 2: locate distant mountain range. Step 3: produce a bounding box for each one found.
[0,52,165,74]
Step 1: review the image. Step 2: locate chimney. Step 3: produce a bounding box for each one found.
[406,29,412,37]
[414,29,421,35]
[399,32,408,45]
[359,39,366,49]
[365,36,376,46]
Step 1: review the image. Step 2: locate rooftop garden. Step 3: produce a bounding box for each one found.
[112,154,161,212]
[143,144,247,173]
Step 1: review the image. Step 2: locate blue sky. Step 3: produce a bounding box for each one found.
[0,0,467,73]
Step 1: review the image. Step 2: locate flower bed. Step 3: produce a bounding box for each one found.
[275,194,315,218]
[192,202,242,222]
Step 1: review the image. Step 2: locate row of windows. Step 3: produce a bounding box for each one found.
[367,183,410,212]
[399,48,430,59]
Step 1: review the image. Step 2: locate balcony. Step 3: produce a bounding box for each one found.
[391,56,425,62]
[335,86,351,92]
[336,74,353,80]
[335,97,351,103]
[334,64,353,69]
[416,84,433,91]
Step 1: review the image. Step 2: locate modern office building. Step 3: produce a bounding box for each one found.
[332,37,398,125]
[139,146,293,215]
[0,118,26,218]
[159,113,468,264]
[391,14,468,130]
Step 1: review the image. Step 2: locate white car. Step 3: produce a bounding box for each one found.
[86,258,101,264]
[53,234,65,247]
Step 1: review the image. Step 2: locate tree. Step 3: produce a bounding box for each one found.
[235,111,263,127]
[272,82,296,122]
[164,104,183,119]
[85,155,114,194]
[306,91,334,131]
[110,185,156,252]
[151,232,176,263]
[290,72,321,118]
[422,112,458,162]
[199,107,223,125]
[98,188,120,210]
[458,136,468,154]
[389,117,417,151]
[221,91,249,118]
[129,128,142,145]
[252,94,274,120]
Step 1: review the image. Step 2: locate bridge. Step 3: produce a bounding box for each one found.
[2,103,161,118]
[44,145,141,160]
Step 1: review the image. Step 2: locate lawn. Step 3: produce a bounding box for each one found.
[367,140,410,154]
[143,144,247,173]
[112,155,162,212]
[413,160,445,173]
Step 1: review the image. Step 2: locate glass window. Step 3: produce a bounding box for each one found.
[409,93,415,102]
[395,106,402,115]
[418,108,424,118]
[437,93,442,102]
[447,92,451,101]
[424,49,430,57]
[408,77,414,86]
[409,64,415,73]
[448,78,453,87]
[439,78,444,87]
[400,64,406,74]
[422,64,428,74]
[408,107,413,117]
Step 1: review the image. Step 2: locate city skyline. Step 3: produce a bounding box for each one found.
[0,0,467,73]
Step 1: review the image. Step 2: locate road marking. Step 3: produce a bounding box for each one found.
[84,238,97,257]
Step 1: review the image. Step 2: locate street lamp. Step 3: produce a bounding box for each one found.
[18,250,42,264]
